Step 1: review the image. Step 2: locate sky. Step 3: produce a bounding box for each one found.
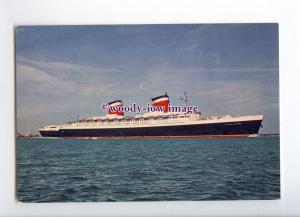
[16,24,279,134]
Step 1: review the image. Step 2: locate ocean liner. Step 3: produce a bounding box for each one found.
[39,93,263,138]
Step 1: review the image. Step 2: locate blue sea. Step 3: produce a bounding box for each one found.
[16,136,280,202]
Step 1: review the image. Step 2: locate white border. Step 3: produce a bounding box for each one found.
[1,0,300,216]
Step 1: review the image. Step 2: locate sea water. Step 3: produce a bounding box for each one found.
[16,136,280,202]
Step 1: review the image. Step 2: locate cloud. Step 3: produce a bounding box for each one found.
[16,56,121,79]
[16,57,121,97]
[17,64,77,95]
[16,57,123,130]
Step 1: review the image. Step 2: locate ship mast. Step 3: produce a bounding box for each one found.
[180,91,188,114]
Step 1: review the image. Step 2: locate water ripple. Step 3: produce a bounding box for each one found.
[16,137,280,202]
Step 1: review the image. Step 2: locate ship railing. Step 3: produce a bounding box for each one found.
[66,116,192,127]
